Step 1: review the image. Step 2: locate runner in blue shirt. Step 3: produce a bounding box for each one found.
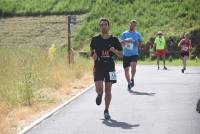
[119,19,143,91]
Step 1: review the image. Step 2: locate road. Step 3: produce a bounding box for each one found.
[25,65,200,134]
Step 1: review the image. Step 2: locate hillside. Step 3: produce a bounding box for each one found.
[0,0,200,55]
[0,0,92,16]
[73,0,200,51]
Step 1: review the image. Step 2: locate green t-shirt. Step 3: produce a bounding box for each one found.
[154,36,166,50]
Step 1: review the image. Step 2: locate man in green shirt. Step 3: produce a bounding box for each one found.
[154,31,167,70]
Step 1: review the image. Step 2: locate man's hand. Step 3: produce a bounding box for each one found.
[120,39,131,46]
[109,47,116,53]
[125,38,132,43]
[92,50,97,61]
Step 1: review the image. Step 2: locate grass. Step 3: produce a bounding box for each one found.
[0,46,92,106]
[0,0,92,16]
[0,46,93,134]
[0,0,200,53]
[138,59,200,66]
[73,0,200,51]
[116,58,200,66]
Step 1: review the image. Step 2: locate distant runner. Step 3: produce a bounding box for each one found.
[119,19,143,91]
[90,18,122,119]
[154,31,168,70]
[178,33,192,73]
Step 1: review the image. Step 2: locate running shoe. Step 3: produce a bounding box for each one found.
[104,109,111,120]
[181,68,186,73]
[128,83,132,91]
[131,79,135,87]
[163,66,168,70]
[96,93,103,106]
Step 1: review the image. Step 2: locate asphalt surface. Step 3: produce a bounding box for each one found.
[25,65,200,134]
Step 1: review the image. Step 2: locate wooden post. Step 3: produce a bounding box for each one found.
[67,15,76,64]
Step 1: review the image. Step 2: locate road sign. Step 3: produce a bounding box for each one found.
[70,15,76,24]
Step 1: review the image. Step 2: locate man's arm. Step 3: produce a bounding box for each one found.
[153,43,156,51]
[110,47,123,58]
[91,49,97,60]
[111,37,123,58]
[90,38,97,61]
[137,32,143,47]
[178,39,183,48]
[153,37,157,51]
[138,41,143,47]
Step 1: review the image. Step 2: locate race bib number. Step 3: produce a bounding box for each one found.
[125,43,133,50]
[182,46,189,51]
[109,72,116,80]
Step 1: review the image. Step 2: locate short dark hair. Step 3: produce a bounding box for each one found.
[99,18,110,26]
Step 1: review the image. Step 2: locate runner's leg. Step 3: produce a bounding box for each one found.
[162,55,167,69]
[130,61,137,80]
[95,81,103,95]
[157,56,160,69]
[163,55,166,67]
[183,56,188,69]
[95,81,103,105]
[124,67,131,83]
[104,82,112,110]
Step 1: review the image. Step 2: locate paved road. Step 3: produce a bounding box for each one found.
[25,65,200,134]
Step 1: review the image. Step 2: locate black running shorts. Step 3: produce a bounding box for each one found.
[93,59,116,83]
[123,55,138,68]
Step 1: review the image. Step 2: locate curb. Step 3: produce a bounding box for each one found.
[18,84,94,134]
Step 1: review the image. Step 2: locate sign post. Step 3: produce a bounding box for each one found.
[67,15,76,64]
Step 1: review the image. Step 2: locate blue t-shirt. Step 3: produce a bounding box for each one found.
[119,31,142,56]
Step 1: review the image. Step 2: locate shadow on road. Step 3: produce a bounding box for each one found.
[129,90,156,96]
[101,119,140,129]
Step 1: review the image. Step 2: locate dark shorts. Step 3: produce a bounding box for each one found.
[93,59,116,83]
[180,51,189,57]
[123,55,138,68]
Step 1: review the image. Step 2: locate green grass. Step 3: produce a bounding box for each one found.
[0,0,92,16]
[116,58,200,66]
[73,0,200,51]
[0,47,92,106]
[1,0,200,51]
[138,59,200,66]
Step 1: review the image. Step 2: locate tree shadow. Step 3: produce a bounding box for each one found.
[101,119,140,129]
[129,90,156,96]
